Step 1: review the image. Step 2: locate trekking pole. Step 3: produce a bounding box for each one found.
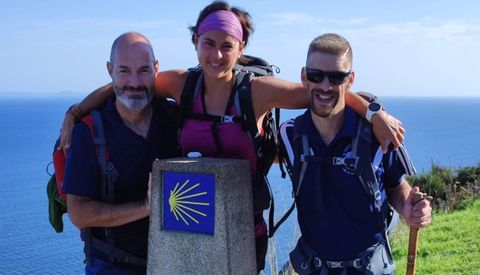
[406,192,432,275]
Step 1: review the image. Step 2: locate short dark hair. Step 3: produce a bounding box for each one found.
[307,33,353,69]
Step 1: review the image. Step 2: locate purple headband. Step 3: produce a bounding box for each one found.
[198,10,243,42]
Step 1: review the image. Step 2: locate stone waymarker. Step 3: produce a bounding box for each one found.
[147,157,256,275]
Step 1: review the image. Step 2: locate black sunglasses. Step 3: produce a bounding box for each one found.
[305,68,351,85]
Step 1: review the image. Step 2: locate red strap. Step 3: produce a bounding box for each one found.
[52,114,107,201]
[53,149,67,200]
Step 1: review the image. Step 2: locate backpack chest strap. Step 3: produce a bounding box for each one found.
[301,154,360,172]
[186,112,243,124]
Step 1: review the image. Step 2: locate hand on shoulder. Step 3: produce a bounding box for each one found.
[371,111,405,153]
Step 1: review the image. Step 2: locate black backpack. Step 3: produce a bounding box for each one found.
[272,93,399,236]
[177,55,280,215]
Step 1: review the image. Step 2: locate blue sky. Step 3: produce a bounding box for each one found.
[1,0,479,97]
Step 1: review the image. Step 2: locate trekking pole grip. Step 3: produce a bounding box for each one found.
[406,192,426,275]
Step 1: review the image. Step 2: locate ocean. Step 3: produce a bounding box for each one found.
[0,97,479,274]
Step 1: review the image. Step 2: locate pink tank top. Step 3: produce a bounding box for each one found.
[179,91,257,175]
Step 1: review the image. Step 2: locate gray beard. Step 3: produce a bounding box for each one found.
[116,92,151,111]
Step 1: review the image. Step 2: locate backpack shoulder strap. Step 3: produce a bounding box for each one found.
[278,119,296,174]
[235,69,278,159]
[296,134,311,196]
[85,112,105,161]
[84,110,128,264]
[79,110,112,264]
[289,115,314,197]
[80,111,118,203]
[353,118,390,234]
[90,110,115,203]
[178,68,203,130]
[269,117,310,237]
[234,55,280,142]
[235,70,256,136]
[353,118,380,207]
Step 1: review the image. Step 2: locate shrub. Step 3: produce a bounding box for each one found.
[408,163,479,212]
[455,163,480,187]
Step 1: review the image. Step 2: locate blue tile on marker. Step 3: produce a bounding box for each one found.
[163,171,215,235]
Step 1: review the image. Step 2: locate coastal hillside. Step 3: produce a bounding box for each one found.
[390,198,480,274]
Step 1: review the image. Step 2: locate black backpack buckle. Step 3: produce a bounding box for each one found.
[333,157,359,171]
[221,115,234,124]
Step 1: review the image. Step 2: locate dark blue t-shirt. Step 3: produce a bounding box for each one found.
[63,96,179,260]
[279,108,416,261]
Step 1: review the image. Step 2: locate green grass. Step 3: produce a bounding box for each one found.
[390,198,480,275]
[267,199,480,275]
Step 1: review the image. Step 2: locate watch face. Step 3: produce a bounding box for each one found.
[369,102,382,112]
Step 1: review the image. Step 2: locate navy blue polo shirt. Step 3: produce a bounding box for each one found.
[63,96,179,260]
[280,107,415,261]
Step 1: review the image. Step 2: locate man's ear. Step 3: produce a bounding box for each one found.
[154,60,159,75]
[347,71,355,89]
[300,67,308,87]
[107,61,114,78]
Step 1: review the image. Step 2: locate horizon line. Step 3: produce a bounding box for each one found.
[0,91,479,99]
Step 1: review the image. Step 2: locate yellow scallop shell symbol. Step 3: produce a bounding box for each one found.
[168,179,210,226]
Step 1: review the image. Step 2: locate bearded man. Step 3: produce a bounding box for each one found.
[279,33,432,275]
[63,32,179,274]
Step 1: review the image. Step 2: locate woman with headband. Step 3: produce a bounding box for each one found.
[60,1,404,271]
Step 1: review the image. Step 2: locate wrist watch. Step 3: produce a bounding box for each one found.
[366,102,382,122]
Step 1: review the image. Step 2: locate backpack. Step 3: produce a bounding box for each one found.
[47,110,110,233]
[177,55,280,215]
[272,93,399,236]
[46,110,146,267]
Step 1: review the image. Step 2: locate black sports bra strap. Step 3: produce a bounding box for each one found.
[200,79,208,115]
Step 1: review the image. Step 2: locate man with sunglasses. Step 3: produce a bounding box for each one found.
[278,33,432,274]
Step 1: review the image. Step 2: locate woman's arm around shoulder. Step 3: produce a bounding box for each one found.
[250,76,308,121]
[155,69,189,103]
[59,83,114,152]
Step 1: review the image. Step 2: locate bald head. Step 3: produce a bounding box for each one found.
[110,32,155,64]
[107,32,158,111]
